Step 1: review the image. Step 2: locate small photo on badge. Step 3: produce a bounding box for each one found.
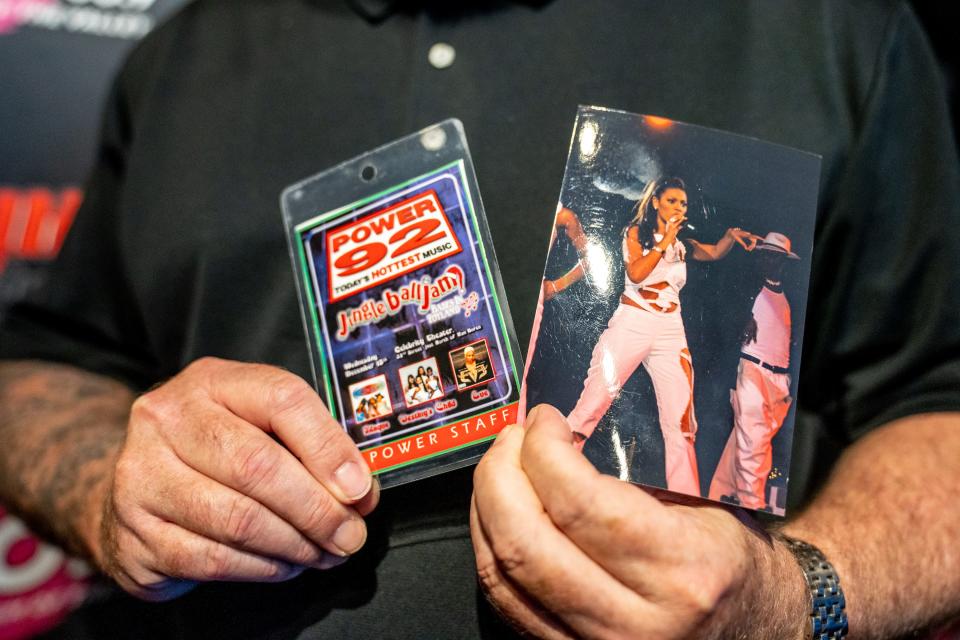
[348,374,393,424]
[399,357,445,408]
[449,339,496,391]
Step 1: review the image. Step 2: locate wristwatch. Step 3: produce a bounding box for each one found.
[778,534,849,639]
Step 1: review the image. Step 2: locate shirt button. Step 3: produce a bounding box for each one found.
[428,42,456,69]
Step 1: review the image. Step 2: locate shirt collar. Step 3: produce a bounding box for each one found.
[345,0,397,22]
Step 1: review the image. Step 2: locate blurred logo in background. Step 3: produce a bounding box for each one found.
[0,0,157,39]
[0,507,91,640]
[0,187,81,274]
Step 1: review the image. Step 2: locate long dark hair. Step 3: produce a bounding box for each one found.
[627,176,687,250]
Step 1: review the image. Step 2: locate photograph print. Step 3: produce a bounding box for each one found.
[522,107,821,514]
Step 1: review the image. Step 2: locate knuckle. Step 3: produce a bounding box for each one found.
[123,561,166,594]
[300,495,339,540]
[181,357,226,392]
[549,498,593,533]
[548,483,603,533]
[475,557,503,595]
[160,540,192,578]
[112,455,139,492]
[267,374,313,414]
[186,356,223,375]
[304,421,350,461]
[674,575,727,618]
[198,542,234,580]
[129,392,167,427]
[292,542,323,566]
[489,532,530,577]
[223,496,265,548]
[232,438,282,493]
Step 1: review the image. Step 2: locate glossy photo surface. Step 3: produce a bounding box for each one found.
[522,107,821,514]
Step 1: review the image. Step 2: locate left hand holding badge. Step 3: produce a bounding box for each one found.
[470,405,806,639]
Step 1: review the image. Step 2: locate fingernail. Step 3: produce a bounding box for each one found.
[314,552,349,570]
[332,517,367,555]
[283,564,307,580]
[527,404,559,423]
[334,461,372,500]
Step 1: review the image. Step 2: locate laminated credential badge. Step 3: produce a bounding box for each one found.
[282,120,522,488]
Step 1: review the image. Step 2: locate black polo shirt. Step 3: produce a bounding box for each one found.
[4,1,959,637]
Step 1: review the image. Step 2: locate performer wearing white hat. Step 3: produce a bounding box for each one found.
[709,231,800,509]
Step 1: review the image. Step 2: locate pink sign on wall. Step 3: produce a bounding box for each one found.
[0,508,90,640]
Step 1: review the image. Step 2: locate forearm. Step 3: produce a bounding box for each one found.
[692,233,735,261]
[0,360,134,563]
[626,250,664,283]
[548,263,585,293]
[780,412,960,638]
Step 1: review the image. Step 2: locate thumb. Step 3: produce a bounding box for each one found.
[524,404,574,443]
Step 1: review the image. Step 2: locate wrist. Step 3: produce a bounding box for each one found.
[770,536,815,640]
[716,529,808,640]
[77,448,122,571]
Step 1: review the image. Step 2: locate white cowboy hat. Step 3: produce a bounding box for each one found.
[756,232,800,259]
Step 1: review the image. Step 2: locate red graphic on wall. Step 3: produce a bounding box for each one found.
[0,187,81,273]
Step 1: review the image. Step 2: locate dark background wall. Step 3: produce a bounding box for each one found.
[911,1,958,145]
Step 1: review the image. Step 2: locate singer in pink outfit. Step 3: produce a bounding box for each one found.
[553,177,759,496]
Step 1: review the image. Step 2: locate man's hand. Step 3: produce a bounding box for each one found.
[471,405,806,640]
[97,357,378,601]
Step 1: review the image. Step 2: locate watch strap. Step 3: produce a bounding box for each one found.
[778,534,849,640]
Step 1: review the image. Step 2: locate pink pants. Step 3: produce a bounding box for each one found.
[708,359,792,509]
[566,304,700,496]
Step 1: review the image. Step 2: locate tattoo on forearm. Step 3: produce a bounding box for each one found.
[0,361,133,560]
